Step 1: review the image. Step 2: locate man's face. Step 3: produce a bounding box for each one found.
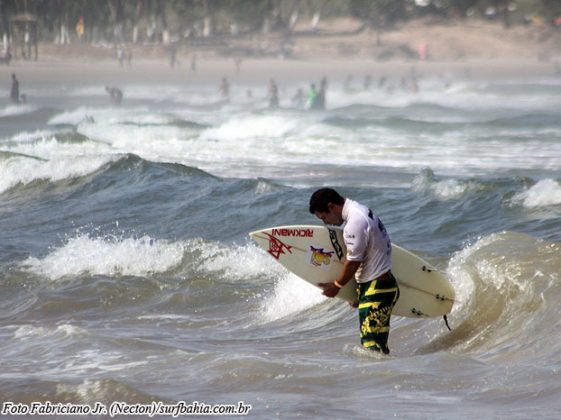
[314,204,343,226]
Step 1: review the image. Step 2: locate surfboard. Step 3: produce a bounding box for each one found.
[249,225,455,318]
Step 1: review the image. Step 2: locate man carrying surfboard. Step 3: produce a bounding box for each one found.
[309,188,400,354]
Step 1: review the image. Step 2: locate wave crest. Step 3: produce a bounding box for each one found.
[21,233,185,280]
[511,179,561,208]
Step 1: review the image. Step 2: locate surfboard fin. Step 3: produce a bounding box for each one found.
[443,315,452,331]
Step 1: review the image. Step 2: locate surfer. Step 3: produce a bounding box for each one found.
[307,83,317,109]
[291,88,305,109]
[316,77,327,109]
[267,79,279,109]
[105,86,123,105]
[219,77,230,100]
[309,188,399,355]
[10,73,20,104]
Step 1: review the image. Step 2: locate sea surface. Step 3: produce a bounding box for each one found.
[1,66,560,419]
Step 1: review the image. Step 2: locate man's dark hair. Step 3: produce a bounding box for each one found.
[309,188,344,214]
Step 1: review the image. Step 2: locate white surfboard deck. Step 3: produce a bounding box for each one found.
[249,225,454,318]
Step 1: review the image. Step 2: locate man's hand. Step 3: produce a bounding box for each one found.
[318,260,361,299]
[319,282,341,298]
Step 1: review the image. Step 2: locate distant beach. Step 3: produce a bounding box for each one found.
[2,18,560,88]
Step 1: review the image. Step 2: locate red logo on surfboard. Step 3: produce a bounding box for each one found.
[264,233,292,260]
[271,228,313,237]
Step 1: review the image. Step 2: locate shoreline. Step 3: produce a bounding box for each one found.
[1,56,558,88]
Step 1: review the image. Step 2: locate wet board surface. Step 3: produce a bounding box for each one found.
[250,225,455,318]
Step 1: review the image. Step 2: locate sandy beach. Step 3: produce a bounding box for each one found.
[2,18,560,88]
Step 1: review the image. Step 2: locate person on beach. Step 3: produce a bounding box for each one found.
[219,77,230,100]
[117,46,125,67]
[10,73,19,104]
[267,79,279,109]
[309,188,399,354]
[234,57,242,74]
[291,88,305,109]
[316,77,327,109]
[307,83,318,109]
[105,86,123,105]
[190,54,197,73]
[169,42,178,68]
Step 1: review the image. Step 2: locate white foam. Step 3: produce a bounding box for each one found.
[431,180,474,200]
[0,132,120,193]
[511,179,561,208]
[38,89,559,182]
[170,239,329,323]
[8,135,112,157]
[260,273,326,322]
[0,152,117,194]
[3,79,557,187]
[0,104,37,117]
[445,246,477,319]
[76,121,192,163]
[21,234,185,280]
[195,240,285,281]
[200,114,302,142]
[412,170,481,200]
[56,378,145,401]
[445,231,545,336]
[189,240,328,322]
[5,129,56,143]
[48,107,96,126]
[53,350,147,375]
[346,343,388,360]
[327,85,422,109]
[14,324,85,340]
[48,106,162,126]
[13,325,47,339]
[56,379,106,401]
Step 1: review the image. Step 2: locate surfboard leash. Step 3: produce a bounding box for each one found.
[443,315,452,331]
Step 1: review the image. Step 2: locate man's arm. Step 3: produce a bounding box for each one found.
[319,260,361,298]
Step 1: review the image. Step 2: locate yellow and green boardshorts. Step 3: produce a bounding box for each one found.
[357,272,400,354]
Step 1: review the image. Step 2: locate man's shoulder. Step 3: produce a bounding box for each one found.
[346,200,369,218]
[345,210,369,233]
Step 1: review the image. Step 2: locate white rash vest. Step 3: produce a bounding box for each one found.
[341,198,392,283]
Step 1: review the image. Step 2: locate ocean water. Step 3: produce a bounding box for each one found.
[1,68,560,419]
